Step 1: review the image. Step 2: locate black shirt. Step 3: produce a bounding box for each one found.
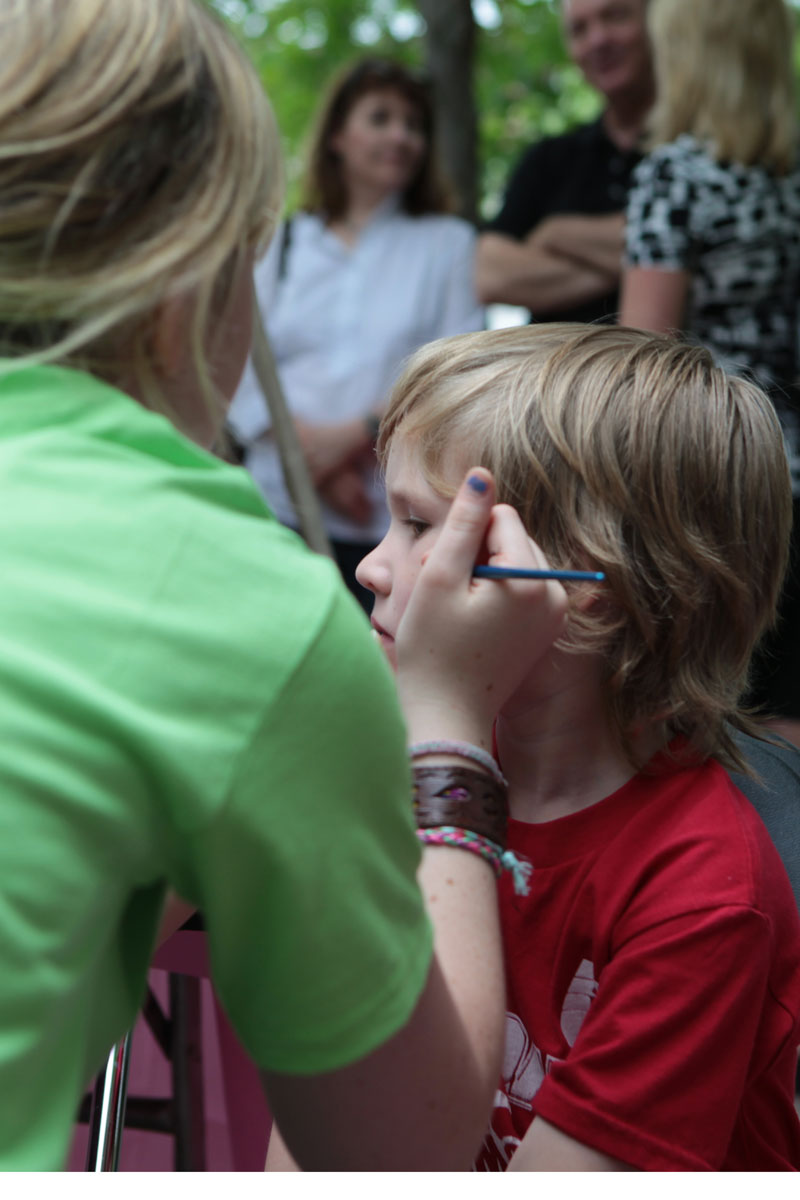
[486,116,641,325]
[730,730,800,914]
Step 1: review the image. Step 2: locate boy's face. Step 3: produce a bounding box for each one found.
[356,434,457,670]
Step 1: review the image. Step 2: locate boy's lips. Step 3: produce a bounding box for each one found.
[371,618,397,667]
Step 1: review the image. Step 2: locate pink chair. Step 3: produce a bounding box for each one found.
[73,926,272,1171]
[152,928,273,1171]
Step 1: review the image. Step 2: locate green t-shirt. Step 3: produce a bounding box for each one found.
[0,363,433,1169]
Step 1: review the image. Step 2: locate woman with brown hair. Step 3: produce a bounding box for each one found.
[228,58,484,611]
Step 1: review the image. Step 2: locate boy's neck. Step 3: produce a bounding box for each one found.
[495,659,662,824]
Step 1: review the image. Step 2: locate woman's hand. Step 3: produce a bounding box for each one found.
[394,468,567,750]
[295,418,373,487]
[318,465,373,525]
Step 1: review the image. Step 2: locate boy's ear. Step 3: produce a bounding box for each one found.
[573,582,608,615]
[150,293,192,382]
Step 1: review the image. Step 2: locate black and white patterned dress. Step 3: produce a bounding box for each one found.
[625,133,800,496]
[626,134,800,718]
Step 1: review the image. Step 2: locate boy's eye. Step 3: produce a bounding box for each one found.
[403,517,430,539]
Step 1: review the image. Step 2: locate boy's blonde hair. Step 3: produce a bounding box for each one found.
[645,0,797,174]
[0,0,282,416]
[380,325,792,771]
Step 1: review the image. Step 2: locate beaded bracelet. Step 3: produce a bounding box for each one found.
[417,825,532,896]
[408,740,507,788]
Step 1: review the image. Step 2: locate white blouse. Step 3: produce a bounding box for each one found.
[228,196,484,543]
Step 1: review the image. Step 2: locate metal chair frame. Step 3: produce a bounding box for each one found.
[79,972,205,1171]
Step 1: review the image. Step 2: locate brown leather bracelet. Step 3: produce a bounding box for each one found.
[412,765,509,847]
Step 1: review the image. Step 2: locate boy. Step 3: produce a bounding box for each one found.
[355,324,800,1171]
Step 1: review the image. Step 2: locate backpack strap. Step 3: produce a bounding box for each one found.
[277,215,293,283]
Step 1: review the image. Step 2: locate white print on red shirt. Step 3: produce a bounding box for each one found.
[505,958,597,1109]
[475,958,598,1170]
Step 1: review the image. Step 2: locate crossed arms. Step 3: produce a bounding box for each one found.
[475,213,625,314]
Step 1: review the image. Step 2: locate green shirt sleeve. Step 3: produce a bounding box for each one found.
[183,583,434,1074]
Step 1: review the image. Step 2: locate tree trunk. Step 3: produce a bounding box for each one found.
[417,0,478,223]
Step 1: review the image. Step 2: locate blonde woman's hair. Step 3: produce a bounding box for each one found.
[0,0,282,418]
[379,325,793,773]
[645,0,797,173]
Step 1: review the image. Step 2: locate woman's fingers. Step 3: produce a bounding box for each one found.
[320,467,372,524]
[484,503,551,571]
[418,468,496,586]
[395,469,568,747]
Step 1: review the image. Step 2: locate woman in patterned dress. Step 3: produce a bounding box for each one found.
[620,0,800,742]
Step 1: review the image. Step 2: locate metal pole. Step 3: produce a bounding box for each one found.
[250,295,334,560]
[85,1033,132,1172]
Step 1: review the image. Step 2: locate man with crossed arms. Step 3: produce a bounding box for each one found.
[476,0,653,323]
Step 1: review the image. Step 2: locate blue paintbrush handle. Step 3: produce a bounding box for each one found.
[473,565,605,582]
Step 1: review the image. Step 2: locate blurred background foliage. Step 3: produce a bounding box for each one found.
[210,0,800,220]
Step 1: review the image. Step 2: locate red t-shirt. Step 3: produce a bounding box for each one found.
[475,753,800,1171]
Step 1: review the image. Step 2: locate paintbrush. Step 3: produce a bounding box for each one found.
[473,566,604,582]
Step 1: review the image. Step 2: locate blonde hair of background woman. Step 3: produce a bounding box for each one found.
[645,0,797,173]
[378,324,792,772]
[0,0,282,420]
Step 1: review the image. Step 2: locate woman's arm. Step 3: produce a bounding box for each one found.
[508,1117,636,1172]
[619,264,690,334]
[265,841,503,1172]
[264,852,503,1170]
[621,147,695,336]
[261,470,567,1171]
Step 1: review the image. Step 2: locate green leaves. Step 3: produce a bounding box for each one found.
[209,0,800,218]
[213,0,427,209]
[212,0,598,216]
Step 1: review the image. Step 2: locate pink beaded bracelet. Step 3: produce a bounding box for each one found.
[417,825,532,896]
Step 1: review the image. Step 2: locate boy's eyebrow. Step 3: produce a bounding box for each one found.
[388,480,453,512]
[387,486,421,510]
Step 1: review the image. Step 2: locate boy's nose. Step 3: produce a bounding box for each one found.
[356,548,391,596]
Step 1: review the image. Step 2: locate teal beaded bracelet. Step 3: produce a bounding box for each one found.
[417,825,532,896]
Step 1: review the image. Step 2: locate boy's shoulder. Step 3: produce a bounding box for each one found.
[601,751,795,930]
[511,750,779,919]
